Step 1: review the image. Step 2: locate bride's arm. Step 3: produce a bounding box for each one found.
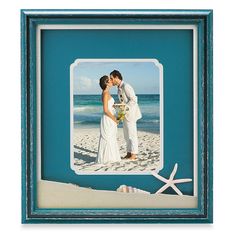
[103,93,119,124]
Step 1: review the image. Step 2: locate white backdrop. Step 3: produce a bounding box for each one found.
[0,0,235,233]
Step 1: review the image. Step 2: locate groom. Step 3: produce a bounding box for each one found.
[110,70,142,160]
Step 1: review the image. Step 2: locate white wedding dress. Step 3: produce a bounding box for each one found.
[96,97,121,164]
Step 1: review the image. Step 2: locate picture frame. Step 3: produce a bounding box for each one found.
[21,9,213,223]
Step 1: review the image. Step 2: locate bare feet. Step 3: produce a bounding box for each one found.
[122,152,131,159]
[129,154,137,160]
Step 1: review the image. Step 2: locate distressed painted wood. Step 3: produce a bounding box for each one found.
[21,9,213,224]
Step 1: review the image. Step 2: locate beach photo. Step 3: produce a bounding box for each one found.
[70,59,163,174]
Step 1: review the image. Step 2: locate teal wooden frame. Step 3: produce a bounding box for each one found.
[21,9,213,223]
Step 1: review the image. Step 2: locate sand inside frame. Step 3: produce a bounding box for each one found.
[37,180,197,209]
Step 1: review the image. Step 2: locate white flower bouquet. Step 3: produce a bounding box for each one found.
[113,103,129,122]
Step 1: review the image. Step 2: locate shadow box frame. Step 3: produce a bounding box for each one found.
[21,9,213,224]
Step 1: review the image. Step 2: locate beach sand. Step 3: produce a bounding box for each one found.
[37,180,197,208]
[73,127,160,173]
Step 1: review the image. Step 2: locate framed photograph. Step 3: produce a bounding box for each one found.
[21,9,213,223]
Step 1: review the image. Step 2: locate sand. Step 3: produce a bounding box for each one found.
[37,180,197,208]
[73,127,160,173]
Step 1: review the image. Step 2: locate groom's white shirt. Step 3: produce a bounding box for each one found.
[118,81,142,122]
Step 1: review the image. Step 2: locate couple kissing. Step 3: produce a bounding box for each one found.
[96,70,142,164]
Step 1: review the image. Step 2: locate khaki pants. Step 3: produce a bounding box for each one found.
[123,119,138,154]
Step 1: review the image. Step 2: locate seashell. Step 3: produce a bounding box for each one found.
[116,185,150,194]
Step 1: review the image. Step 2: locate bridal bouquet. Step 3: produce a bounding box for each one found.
[114,103,129,122]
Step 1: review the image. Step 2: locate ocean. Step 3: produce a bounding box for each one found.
[74,94,160,133]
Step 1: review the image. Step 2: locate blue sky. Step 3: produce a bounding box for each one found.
[73,61,160,95]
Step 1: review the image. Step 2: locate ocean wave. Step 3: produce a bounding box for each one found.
[74,120,100,125]
[139,119,159,124]
[74,106,101,113]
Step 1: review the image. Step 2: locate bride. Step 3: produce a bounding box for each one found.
[96,75,121,164]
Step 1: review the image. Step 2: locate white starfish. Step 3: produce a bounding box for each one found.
[151,163,192,196]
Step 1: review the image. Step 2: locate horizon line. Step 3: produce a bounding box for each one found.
[74,93,160,95]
